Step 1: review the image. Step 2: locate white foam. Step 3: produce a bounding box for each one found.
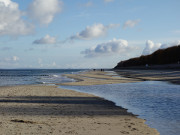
[52,74,59,77]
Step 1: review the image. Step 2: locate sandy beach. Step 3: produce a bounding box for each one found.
[0,71,159,135]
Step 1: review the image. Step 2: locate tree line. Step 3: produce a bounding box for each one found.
[114,45,180,69]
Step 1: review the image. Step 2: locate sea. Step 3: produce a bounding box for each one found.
[0,69,180,135]
[0,69,83,86]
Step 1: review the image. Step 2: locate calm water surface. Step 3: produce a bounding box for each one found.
[60,81,180,135]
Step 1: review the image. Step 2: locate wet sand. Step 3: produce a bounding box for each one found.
[60,71,141,86]
[114,69,180,85]
[0,71,159,135]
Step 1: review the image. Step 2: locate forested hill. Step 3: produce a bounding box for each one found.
[114,45,180,69]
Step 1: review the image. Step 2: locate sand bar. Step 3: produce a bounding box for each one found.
[60,71,141,86]
[0,71,159,135]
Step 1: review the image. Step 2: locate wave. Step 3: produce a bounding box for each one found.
[52,74,59,78]
[0,69,83,86]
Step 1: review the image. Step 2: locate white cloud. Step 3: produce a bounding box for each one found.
[104,0,114,3]
[52,62,56,67]
[33,35,57,44]
[81,38,132,57]
[12,56,19,61]
[0,56,20,68]
[0,0,34,37]
[70,23,120,40]
[142,40,161,55]
[3,56,19,62]
[160,40,180,49]
[107,24,120,28]
[28,0,63,25]
[123,19,140,29]
[142,40,180,55]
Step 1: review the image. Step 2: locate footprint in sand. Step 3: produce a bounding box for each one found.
[131,128,138,131]
[120,131,129,134]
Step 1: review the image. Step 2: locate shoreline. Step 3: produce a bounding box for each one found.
[113,69,180,85]
[0,71,159,135]
[60,70,141,86]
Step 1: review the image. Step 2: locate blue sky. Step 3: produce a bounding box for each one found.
[0,0,180,69]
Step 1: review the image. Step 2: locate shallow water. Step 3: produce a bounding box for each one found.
[60,81,180,135]
[0,69,82,86]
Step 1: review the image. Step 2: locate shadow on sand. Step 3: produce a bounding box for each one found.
[0,96,134,116]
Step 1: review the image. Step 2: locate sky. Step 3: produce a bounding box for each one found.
[0,0,180,69]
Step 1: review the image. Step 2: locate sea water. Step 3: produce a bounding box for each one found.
[60,81,180,135]
[0,69,83,86]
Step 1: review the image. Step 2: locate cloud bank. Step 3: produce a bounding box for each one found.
[81,38,131,57]
[142,40,180,55]
[0,0,34,36]
[33,35,57,44]
[70,23,120,40]
[28,0,63,25]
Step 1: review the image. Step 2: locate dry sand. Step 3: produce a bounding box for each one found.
[0,71,160,135]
